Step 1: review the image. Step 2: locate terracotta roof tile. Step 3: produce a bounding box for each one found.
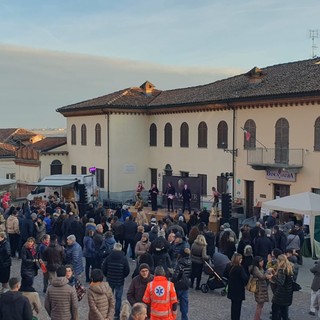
[0,128,43,146]
[57,58,320,113]
[0,142,16,157]
[57,85,162,112]
[32,137,67,152]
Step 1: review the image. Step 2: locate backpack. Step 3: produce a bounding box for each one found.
[172,266,190,291]
[99,241,112,259]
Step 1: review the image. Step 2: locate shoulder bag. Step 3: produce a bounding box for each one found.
[246,274,257,293]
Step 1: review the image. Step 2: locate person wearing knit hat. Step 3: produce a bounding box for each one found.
[139,263,150,272]
[127,263,154,312]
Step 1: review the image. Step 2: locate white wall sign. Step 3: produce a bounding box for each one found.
[123,164,136,174]
[304,214,310,226]
[266,169,296,182]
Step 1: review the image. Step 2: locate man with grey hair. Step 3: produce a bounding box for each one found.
[102,242,130,319]
[65,234,83,276]
[129,302,148,320]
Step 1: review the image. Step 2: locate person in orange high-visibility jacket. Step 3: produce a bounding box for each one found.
[143,266,178,320]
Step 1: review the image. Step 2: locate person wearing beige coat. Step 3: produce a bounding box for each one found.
[87,269,115,320]
[6,210,20,258]
[45,266,78,320]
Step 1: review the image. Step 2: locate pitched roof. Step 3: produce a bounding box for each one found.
[148,58,320,107]
[32,137,67,152]
[0,128,43,146]
[0,142,16,157]
[57,58,320,113]
[57,82,161,112]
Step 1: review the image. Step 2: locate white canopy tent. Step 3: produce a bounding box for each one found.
[262,192,320,257]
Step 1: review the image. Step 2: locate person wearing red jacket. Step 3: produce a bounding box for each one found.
[143,266,178,320]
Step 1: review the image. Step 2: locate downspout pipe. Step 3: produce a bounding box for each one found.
[232,105,236,200]
[107,112,110,200]
[226,103,236,200]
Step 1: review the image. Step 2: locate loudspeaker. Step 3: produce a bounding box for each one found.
[229,217,239,238]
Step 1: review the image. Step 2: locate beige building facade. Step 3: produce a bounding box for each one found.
[57,59,320,214]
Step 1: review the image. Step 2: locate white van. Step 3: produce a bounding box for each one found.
[27,174,97,203]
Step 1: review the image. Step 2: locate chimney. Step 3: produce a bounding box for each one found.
[245,67,264,84]
[140,81,155,95]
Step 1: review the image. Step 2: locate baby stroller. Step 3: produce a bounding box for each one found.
[201,259,228,296]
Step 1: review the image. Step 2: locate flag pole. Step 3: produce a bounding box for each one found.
[240,127,268,151]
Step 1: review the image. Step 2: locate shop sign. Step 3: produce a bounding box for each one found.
[266,169,296,182]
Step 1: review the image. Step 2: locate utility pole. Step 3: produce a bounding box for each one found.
[309,29,319,58]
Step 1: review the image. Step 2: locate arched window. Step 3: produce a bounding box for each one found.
[81,124,87,146]
[275,118,289,164]
[315,117,320,151]
[50,160,62,175]
[198,121,207,148]
[217,121,228,149]
[95,123,101,146]
[164,123,172,147]
[71,124,76,145]
[164,164,172,176]
[243,119,256,149]
[180,122,189,148]
[149,123,157,146]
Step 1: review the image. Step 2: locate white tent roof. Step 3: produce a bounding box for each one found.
[31,180,76,187]
[262,192,320,215]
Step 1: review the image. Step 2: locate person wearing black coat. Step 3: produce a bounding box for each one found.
[69,215,85,248]
[0,277,33,320]
[19,209,36,257]
[149,184,159,212]
[172,248,192,320]
[102,243,130,319]
[270,254,294,320]
[254,229,273,267]
[203,227,215,258]
[181,184,192,213]
[0,232,11,291]
[61,213,76,242]
[226,253,249,320]
[272,226,287,253]
[20,237,40,287]
[123,216,138,260]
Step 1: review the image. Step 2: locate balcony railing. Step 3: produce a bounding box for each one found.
[247,148,304,168]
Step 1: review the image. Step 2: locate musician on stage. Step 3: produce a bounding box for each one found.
[181,184,192,213]
[149,183,159,212]
[164,182,176,212]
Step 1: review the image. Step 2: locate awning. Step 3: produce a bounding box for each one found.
[31,180,77,187]
[0,178,16,185]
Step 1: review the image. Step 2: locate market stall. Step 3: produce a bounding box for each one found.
[261,192,320,258]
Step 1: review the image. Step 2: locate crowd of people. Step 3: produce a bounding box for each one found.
[0,192,313,320]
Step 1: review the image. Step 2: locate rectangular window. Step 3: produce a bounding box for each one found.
[180,171,189,177]
[312,188,320,195]
[6,173,15,180]
[96,168,104,188]
[81,166,87,174]
[71,165,77,174]
[150,168,158,186]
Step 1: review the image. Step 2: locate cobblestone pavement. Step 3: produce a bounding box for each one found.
[8,257,316,320]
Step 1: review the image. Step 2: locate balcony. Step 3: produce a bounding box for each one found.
[247,148,304,170]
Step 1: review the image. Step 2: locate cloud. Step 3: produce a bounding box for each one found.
[0,44,242,129]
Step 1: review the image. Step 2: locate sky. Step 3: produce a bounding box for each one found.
[0,0,319,129]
